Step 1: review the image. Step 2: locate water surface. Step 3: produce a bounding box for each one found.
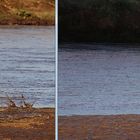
[59,44,140,115]
[0,26,55,108]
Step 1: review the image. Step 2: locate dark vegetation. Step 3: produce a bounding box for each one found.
[59,0,140,43]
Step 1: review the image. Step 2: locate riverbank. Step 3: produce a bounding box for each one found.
[59,115,140,140]
[0,0,54,25]
[0,108,55,140]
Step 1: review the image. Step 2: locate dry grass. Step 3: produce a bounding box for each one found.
[0,94,55,140]
[0,108,55,140]
[0,0,55,25]
[5,94,35,110]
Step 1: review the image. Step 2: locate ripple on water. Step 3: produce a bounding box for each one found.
[0,26,55,108]
[59,44,140,115]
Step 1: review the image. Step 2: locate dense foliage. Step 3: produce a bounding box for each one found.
[59,0,140,42]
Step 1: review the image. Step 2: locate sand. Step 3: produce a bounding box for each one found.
[0,108,55,140]
[59,114,140,140]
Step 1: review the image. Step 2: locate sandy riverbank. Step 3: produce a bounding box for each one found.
[59,114,140,140]
[0,108,55,140]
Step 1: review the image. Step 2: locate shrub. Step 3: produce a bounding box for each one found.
[17,10,32,18]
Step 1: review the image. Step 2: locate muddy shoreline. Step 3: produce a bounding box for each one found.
[0,108,55,140]
[0,19,54,26]
[59,114,140,140]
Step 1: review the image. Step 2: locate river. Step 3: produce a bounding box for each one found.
[0,26,55,108]
[59,44,140,115]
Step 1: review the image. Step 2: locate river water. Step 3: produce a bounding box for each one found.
[59,44,140,115]
[0,26,55,108]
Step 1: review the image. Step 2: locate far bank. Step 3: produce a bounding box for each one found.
[0,0,55,25]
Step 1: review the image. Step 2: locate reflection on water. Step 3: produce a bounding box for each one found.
[0,26,55,108]
[59,44,140,115]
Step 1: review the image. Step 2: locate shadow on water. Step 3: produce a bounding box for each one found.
[59,43,140,51]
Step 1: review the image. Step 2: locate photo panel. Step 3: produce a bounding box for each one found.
[0,0,55,140]
[58,0,140,139]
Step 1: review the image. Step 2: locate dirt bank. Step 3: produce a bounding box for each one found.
[0,108,55,140]
[59,114,140,140]
[0,0,55,25]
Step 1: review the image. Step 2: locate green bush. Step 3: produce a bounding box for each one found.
[17,10,32,18]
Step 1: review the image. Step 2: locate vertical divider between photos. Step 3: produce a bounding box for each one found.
[55,0,58,139]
